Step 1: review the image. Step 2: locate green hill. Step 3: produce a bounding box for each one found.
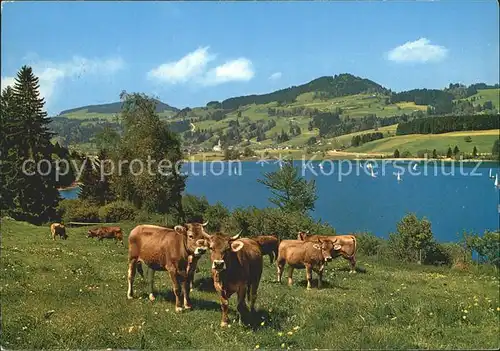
[58,99,179,120]
[49,74,499,155]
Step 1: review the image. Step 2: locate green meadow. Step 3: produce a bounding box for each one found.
[1,218,499,349]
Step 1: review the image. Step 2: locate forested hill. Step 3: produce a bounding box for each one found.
[58,99,179,116]
[219,73,390,110]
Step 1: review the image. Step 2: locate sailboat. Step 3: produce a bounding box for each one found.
[489,169,495,179]
[396,171,402,182]
[370,168,377,178]
[412,163,418,171]
[495,174,499,188]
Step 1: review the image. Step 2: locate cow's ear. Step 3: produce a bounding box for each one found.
[313,244,321,250]
[174,225,187,235]
[230,240,244,252]
[334,244,342,251]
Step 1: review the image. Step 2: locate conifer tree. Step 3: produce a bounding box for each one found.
[2,66,60,223]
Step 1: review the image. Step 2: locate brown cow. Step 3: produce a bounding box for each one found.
[207,232,263,327]
[298,231,358,273]
[253,235,279,264]
[127,223,210,312]
[50,223,67,240]
[276,239,340,290]
[87,226,124,244]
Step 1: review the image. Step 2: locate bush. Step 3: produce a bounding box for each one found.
[98,201,137,222]
[416,149,433,158]
[423,242,466,266]
[204,202,230,232]
[221,207,334,240]
[464,231,500,267]
[182,194,210,223]
[57,199,100,223]
[356,232,386,256]
[388,213,434,264]
[400,150,413,158]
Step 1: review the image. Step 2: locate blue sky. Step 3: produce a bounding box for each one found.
[1,1,499,115]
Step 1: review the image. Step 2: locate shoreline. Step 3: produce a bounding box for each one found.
[57,182,82,191]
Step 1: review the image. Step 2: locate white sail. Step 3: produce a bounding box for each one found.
[495,174,499,188]
[489,169,492,178]
[412,163,417,171]
[397,172,401,182]
[370,168,376,178]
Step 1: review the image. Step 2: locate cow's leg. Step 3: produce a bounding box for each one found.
[147,266,156,301]
[347,254,357,274]
[127,258,138,299]
[317,264,325,289]
[220,292,230,327]
[287,266,295,286]
[269,253,274,265]
[236,285,249,325]
[305,264,313,290]
[168,270,183,312]
[277,259,285,283]
[181,272,192,310]
[249,280,260,314]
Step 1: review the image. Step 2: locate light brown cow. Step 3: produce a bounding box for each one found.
[87,226,124,244]
[276,239,340,290]
[207,232,263,327]
[298,231,358,273]
[127,222,210,312]
[50,223,67,240]
[253,235,279,264]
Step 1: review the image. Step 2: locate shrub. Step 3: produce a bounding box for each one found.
[98,201,137,222]
[356,232,386,256]
[204,202,230,232]
[423,242,466,266]
[57,199,100,223]
[400,150,412,158]
[182,194,209,223]
[221,206,334,240]
[388,213,434,264]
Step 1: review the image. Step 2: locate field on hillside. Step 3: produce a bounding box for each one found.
[347,130,500,155]
[462,89,500,109]
[1,219,499,349]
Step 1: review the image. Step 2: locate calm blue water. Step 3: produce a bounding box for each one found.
[59,160,500,242]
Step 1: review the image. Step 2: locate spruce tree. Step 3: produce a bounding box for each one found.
[4,66,60,223]
[472,146,478,158]
[446,147,453,158]
[78,156,101,203]
[453,145,460,156]
[432,149,438,159]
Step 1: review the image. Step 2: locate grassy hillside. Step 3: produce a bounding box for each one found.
[461,88,500,109]
[1,218,499,349]
[347,130,499,155]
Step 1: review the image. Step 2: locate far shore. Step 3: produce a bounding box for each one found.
[57,182,82,191]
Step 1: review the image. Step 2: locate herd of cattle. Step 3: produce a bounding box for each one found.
[49,221,357,327]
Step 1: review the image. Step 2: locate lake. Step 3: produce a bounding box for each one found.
[59,159,500,242]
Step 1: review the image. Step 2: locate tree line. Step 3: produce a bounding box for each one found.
[396,114,499,135]
[351,132,384,147]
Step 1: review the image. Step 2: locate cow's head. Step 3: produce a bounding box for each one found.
[175,221,210,257]
[297,230,310,241]
[313,239,341,263]
[207,231,243,272]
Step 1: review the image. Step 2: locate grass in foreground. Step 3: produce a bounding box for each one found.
[1,218,499,349]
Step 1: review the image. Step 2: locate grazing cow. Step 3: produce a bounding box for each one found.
[207,232,263,327]
[50,223,67,240]
[276,239,340,290]
[87,226,124,244]
[127,223,210,312]
[253,235,279,264]
[298,231,358,273]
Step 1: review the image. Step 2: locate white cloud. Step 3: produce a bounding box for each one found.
[0,56,125,104]
[269,72,282,80]
[148,47,254,86]
[202,58,254,86]
[147,46,215,84]
[387,38,448,63]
